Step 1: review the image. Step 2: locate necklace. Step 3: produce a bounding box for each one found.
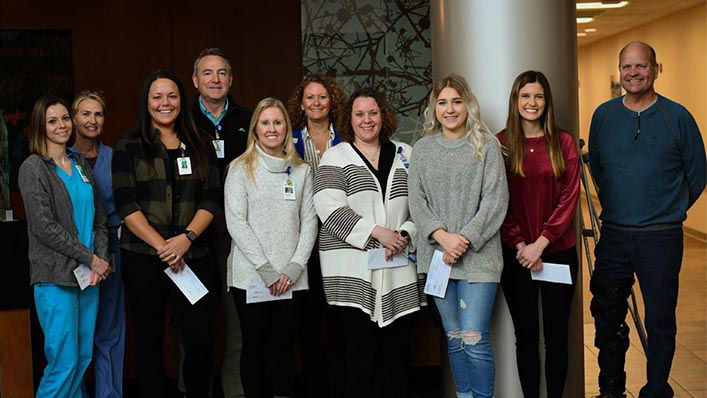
[356,144,380,162]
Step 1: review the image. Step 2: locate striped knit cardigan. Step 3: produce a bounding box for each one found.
[313,141,422,327]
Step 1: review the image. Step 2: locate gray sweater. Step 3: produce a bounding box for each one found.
[224,146,318,290]
[408,133,508,282]
[19,153,109,286]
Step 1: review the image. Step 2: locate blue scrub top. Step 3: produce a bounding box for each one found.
[57,159,95,252]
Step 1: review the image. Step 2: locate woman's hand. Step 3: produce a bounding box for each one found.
[168,257,186,273]
[516,236,549,268]
[269,274,293,296]
[432,229,470,262]
[158,234,192,267]
[89,270,101,286]
[529,259,543,272]
[90,254,110,281]
[372,226,409,255]
[442,251,457,265]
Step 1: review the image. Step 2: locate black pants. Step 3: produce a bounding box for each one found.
[298,244,333,398]
[334,306,412,398]
[122,250,214,398]
[501,246,579,398]
[591,227,683,397]
[232,288,301,398]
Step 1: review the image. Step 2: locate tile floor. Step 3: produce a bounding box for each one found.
[581,201,707,397]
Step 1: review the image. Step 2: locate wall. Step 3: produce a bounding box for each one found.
[0,0,303,147]
[578,2,707,236]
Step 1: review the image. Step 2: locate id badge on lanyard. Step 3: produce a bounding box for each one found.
[75,164,90,183]
[283,166,296,200]
[177,142,192,176]
[213,125,225,159]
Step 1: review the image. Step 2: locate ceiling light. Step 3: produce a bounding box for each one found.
[577,32,587,37]
[577,17,594,23]
[577,1,628,10]
[585,28,597,32]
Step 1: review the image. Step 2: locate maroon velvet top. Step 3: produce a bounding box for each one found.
[497,129,581,254]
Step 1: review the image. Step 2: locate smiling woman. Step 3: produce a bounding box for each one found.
[69,90,126,398]
[18,95,110,397]
[313,89,421,398]
[224,97,317,398]
[111,71,220,397]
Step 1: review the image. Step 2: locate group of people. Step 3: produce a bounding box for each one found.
[18,40,705,398]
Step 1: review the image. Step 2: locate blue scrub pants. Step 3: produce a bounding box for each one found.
[34,283,99,398]
[92,228,125,398]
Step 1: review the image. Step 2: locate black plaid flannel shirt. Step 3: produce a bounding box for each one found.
[112,128,221,259]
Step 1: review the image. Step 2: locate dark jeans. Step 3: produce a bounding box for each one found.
[232,288,301,398]
[501,246,579,398]
[334,306,412,398]
[121,250,215,398]
[590,226,683,397]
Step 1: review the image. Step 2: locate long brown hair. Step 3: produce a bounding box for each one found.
[29,95,72,158]
[505,70,565,177]
[136,71,210,180]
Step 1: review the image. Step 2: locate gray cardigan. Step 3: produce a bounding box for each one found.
[408,133,508,282]
[19,153,109,286]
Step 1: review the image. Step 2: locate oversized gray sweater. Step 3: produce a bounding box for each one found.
[408,133,508,282]
[224,146,318,291]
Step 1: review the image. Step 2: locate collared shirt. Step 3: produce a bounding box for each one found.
[112,128,221,259]
[300,124,335,175]
[199,96,230,126]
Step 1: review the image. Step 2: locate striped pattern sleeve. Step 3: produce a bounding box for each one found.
[322,276,376,313]
[389,168,409,200]
[313,152,377,249]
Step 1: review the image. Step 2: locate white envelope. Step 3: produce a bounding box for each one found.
[530,262,572,284]
[424,250,452,298]
[73,264,92,290]
[164,264,209,305]
[246,281,293,304]
[367,247,409,270]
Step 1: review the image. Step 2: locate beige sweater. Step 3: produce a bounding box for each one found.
[224,146,318,291]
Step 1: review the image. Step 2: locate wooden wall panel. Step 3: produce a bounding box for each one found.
[0,0,302,146]
[0,310,33,398]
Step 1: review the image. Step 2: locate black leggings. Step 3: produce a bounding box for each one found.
[334,306,412,398]
[121,250,215,398]
[501,246,579,398]
[232,288,301,398]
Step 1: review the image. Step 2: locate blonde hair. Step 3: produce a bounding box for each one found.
[422,73,497,159]
[71,90,106,117]
[233,98,303,183]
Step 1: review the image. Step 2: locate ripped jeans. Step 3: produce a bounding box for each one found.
[433,280,498,398]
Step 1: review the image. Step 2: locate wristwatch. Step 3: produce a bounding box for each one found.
[184,229,198,241]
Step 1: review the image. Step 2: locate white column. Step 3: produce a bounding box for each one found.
[431,1,583,397]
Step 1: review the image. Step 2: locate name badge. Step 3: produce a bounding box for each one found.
[75,164,90,183]
[283,181,296,201]
[177,157,192,175]
[212,139,225,159]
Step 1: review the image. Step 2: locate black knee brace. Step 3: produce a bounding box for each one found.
[594,321,630,353]
[590,278,632,322]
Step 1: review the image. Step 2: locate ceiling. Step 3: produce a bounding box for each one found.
[576,0,705,47]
